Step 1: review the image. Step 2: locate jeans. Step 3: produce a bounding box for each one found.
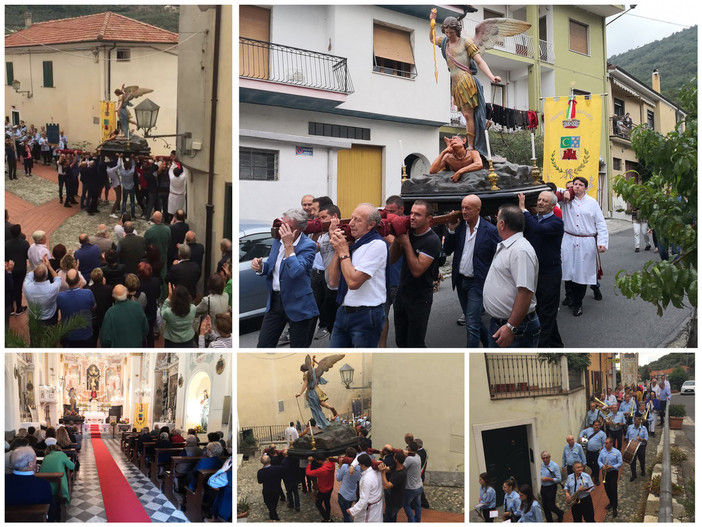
[122,187,136,217]
[329,304,385,348]
[145,191,159,219]
[338,494,354,522]
[394,288,433,348]
[403,486,423,522]
[488,312,540,348]
[456,275,486,347]
[110,186,122,214]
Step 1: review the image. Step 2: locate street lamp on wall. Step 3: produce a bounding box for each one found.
[133,98,192,153]
[12,79,32,98]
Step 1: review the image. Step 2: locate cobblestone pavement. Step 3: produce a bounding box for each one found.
[238,455,464,522]
[468,428,663,523]
[6,172,57,205]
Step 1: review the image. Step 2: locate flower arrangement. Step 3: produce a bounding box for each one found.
[118,418,130,424]
[193,425,204,433]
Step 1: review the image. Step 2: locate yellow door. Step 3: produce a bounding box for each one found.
[239,5,270,79]
[337,145,383,218]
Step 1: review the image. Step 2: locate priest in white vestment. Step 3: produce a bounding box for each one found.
[348,454,383,523]
[559,176,608,316]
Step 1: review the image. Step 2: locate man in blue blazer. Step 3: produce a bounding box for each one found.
[443,194,500,347]
[520,191,565,347]
[6,446,54,520]
[251,209,319,347]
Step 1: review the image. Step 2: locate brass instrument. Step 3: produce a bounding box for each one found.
[592,397,613,425]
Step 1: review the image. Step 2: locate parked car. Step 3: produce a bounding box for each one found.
[680,380,695,395]
[239,220,274,320]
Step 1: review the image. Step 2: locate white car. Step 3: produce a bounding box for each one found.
[681,380,695,395]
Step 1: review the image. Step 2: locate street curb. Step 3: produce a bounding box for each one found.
[664,311,695,347]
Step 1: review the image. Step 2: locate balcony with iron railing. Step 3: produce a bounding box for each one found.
[538,39,555,64]
[485,354,585,399]
[610,115,633,141]
[239,37,355,96]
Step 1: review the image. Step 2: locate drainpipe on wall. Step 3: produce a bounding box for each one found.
[106,43,117,101]
[204,5,222,281]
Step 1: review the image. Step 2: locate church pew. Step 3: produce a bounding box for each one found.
[140,441,157,475]
[163,456,205,506]
[5,503,51,522]
[135,440,155,470]
[34,472,66,522]
[132,439,153,465]
[151,448,188,487]
[184,469,219,522]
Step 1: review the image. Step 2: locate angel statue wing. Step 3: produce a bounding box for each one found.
[473,18,532,54]
[303,354,315,384]
[122,85,154,104]
[314,354,345,378]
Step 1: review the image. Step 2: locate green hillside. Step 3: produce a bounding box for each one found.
[5,5,179,34]
[608,25,697,106]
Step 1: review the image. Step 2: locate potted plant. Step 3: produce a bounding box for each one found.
[668,404,686,430]
[240,435,258,461]
[237,497,250,521]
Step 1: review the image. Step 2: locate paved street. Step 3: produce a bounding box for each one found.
[240,218,694,348]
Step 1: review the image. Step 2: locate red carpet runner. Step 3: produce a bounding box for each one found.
[91,424,152,522]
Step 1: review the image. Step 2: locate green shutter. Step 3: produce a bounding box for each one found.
[6,62,13,86]
[43,61,53,87]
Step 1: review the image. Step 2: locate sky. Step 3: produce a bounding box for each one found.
[637,351,676,366]
[606,1,698,57]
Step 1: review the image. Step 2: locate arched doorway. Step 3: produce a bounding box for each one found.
[186,372,211,432]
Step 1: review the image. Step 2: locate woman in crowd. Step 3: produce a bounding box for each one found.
[502,476,520,521]
[56,426,72,449]
[478,472,497,522]
[125,273,147,309]
[198,313,232,349]
[48,244,67,273]
[160,284,196,348]
[515,484,542,523]
[57,254,86,291]
[188,442,224,490]
[40,443,75,506]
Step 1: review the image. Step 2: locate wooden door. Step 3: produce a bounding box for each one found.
[239,5,270,79]
[337,145,382,218]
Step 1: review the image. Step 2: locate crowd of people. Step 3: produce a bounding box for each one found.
[252,176,608,348]
[5,120,234,348]
[5,209,233,348]
[6,424,233,522]
[477,377,671,523]
[257,428,429,522]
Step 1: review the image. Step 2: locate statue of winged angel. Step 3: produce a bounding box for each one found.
[114,84,154,138]
[295,354,345,429]
[430,10,530,156]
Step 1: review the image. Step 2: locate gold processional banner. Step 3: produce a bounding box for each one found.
[134,403,148,428]
[543,94,602,199]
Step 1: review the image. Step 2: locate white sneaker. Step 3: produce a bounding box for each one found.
[457,313,466,326]
[109,213,118,219]
[278,328,290,345]
[314,327,330,340]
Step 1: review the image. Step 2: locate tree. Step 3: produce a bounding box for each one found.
[668,366,689,391]
[639,364,651,380]
[537,353,590,371]
[612,79,697,319]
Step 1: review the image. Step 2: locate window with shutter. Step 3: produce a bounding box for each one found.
[569,20,589,55]
[43,61,54,87]
[6,62,13,86]
[373,23,416,79]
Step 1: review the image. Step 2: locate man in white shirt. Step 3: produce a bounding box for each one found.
[348,454,383,522]
[483,204,540,348]
[559,176,609,317]
[328,203,387,348]
[284,422,298,446]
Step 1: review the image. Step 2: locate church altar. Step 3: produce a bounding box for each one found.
[83,400,108,424]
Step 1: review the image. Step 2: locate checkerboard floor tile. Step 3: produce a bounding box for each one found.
[65,432,189,523]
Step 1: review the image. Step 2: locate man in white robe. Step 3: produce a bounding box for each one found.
[348,454,383,523]
[559,176,608,317]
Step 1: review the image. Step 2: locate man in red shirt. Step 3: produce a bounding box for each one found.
[306,452,336,522]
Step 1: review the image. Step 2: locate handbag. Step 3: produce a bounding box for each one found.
[208,457,232,488]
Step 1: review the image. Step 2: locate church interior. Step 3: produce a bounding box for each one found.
[5,352,233,523]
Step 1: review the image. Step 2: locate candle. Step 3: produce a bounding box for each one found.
[484,130,492,161]
[399,140,404,165]
[531,133,536,159]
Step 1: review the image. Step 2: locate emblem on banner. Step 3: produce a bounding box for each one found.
[560,136,580,161]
